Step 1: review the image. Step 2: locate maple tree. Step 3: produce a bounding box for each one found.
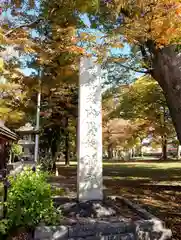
[114,76,176,159]
[0,0,82,164]
[0,74,30,128]
[83,0,181,144]
[39,80,78,166]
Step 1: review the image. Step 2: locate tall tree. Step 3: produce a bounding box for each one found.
[85,0,181,144]
[0,0,83,168]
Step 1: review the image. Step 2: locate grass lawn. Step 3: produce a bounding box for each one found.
[52,161,181,239]
[103,162,181,240]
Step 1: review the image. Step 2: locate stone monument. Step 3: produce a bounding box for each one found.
[77,57,103,201]
[35,58,172,240]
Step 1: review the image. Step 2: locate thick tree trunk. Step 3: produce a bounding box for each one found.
[150,45,181,144]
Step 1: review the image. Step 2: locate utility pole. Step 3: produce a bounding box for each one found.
[34,69,42,163]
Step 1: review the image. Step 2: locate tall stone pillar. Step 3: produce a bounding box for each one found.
[77,57,103,201]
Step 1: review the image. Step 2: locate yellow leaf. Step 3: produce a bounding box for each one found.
[0,58,4,72]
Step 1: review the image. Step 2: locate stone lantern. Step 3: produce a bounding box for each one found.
[16,123,36,161]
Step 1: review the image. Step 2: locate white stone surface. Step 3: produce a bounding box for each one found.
[77,57,103,201]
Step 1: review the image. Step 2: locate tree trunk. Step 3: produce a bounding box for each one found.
[64,117,70,166]
[177,144,181,160]
[139,145,143,158]
[65,133,70,166]
[51,140,57,172]
[161,135,167,160]
[107,144,113,159]
[131,148,134,158]
[150,45,181,144]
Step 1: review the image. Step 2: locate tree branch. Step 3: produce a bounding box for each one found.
[104,57,152,74]
[117,63,151,74]
[140,45,148,60]
[5,18,43,37]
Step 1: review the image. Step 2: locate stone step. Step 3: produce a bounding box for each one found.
[35,225,135,240]
[68,222,134,238]
[68,233,135,240]
[35,218,172,240]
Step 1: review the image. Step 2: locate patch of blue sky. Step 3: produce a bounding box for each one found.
[110,44,131,56]
[79,16,143,82]
[81,13,91,28]
[22,67,37,75]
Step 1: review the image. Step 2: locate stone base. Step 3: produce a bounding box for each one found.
[34,196,172,240]
[7,161,24,175]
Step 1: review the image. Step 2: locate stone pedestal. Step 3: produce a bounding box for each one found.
[35,196,172,240]
[77,57,103,201]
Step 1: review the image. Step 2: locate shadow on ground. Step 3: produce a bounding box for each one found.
[48,162,181,240]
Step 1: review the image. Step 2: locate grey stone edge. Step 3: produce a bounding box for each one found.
[34,196,172,240]
[109,196,172,240]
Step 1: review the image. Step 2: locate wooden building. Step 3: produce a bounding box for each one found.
[0,120,17,170]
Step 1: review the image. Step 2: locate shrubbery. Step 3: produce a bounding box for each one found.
[39,154,54,171]
[0,167,60,236]
[11,143,22,159]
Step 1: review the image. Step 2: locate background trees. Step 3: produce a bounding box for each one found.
[0,0,82,164]
[0,0,181,162]
[111,76,176,159]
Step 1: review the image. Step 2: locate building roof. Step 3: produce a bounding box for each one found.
[0,120,17,140]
